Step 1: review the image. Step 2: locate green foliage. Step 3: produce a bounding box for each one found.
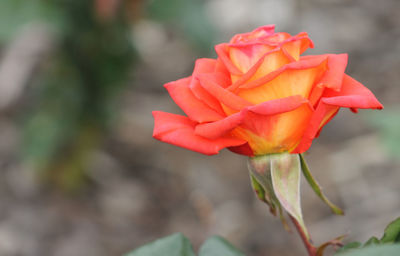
[146,0,215,53]
[336,244,400,256]
[124,234,244,256]
[198,236,245,256]
[22,63,84,167]
[0,0,44,41]
[337,242,362,252]
[380,217,400,243]
[335,217,400,255]
[0,0,66,42]
[0,0,136,190]
[125,233,195,256]
[364,237,379,246]
[1,0,216,191]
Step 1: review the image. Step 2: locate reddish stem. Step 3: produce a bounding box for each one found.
[289,215,317,256]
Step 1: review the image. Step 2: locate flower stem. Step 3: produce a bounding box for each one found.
[289,215,317,256]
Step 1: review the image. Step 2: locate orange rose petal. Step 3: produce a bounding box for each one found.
[189,59,227,114]
[308,85,325,108]
[191,58,216,73]
[229,44,276,74]
[318,54,348,91]
[215,44,243,76]
[237,103,313,155]
[308,54,348,106]
[194,111,243,139]
[263,32,291,44]
[190,58,231,85]
[164,77,224,123]
[227,48,291,91]
[238,56,327,91]
[248,49,293,82]
[214,58,231,78]
[304,54,348,91]
[298,33,315,52]
[224,30,313,89]
[322,74,383,109]
[281,32,314,61]
[237,59,327,105]
[292,103,338,153]
[230,25,275,44]
[293,74,383,153]
[281,40,300,62]
[227,56,264,91]
[248,95,309,115]
[197,74,252,111]
[195,96,308,140]
[189,78,225,115]
[242,103,313,142]
[152,111,246,155]
[227,33,312,78]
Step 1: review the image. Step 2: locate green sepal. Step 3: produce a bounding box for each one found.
[248,155,290,230]
[300,154,344,215]
[270,153,309,240]
[250,174,270,207]
[248,155,281,216]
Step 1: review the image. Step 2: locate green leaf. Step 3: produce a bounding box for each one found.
[124,233,195,256]
[198,236,245,256]
[337,217,400,254]
[146,0,215,52]
[270,153,309,239]
[0,0,62,42]
[380,217,400,243]
[300,154,344,215]
[336,241,362,253]
[364,236,380,246]
[335,244,400,256]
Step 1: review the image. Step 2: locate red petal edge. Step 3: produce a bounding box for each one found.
[152,111,246,155]
[293,74,383,153]
[164,77,224,123]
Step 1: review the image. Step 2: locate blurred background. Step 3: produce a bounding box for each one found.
[0,0,399,255]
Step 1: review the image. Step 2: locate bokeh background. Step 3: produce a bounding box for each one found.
[0,0,399,255]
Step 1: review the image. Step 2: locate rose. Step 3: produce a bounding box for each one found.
[152,25,382,156]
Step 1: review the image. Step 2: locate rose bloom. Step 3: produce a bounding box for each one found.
[152,25,383,156]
